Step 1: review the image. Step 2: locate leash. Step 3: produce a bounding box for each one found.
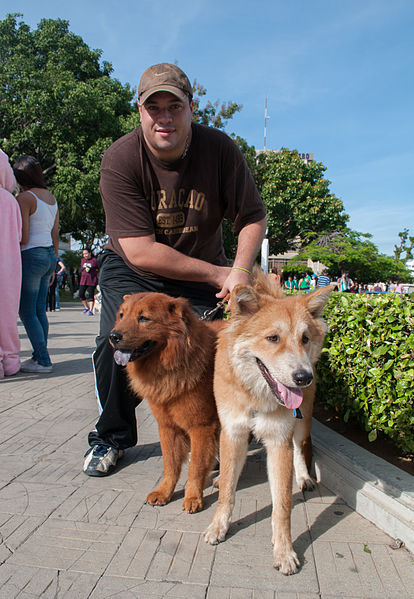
[200,296,230,321]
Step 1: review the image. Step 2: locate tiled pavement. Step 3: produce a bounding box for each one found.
[1,303,413,598]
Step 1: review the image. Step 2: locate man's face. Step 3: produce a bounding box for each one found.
[138,91,193,162]
[83,250,90,259]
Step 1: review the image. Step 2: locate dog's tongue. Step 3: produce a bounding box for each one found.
[275,380,303,410]
[113,350,132,366]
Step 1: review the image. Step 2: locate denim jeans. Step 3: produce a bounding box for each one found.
[19,247,57,366]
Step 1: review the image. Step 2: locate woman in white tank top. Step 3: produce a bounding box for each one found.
[14,156,59,373]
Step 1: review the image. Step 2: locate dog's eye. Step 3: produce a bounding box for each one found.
[119,312,123,320]
[266,334,280,343]
[138,315,150,323]
[302,334,309,345]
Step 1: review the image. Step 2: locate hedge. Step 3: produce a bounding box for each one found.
[316,292,414,454]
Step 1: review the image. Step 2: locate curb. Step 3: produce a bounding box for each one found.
[312,418,414,553]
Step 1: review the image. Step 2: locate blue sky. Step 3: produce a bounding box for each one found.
[6,0,414,256]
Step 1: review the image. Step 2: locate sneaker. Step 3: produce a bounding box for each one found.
[20,358,37,368]
[83,445,123,476]
[20,361,53,373]
[88,310,94,316]
[82,308,89,314]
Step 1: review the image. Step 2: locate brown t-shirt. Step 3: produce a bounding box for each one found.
[101,123,266,279]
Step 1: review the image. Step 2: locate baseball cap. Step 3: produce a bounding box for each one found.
[138,63,193,104]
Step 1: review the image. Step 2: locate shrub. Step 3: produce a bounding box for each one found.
[316,292,414,453]
[282,263,309,278]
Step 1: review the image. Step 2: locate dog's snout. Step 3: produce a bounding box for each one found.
[292,369,313,386]
[109,331,123,346]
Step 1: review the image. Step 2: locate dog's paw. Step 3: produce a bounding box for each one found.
[296,474,316,491]
[182,496,203,513]
[273,549,300,575]
[204,515,230,545]
[146,491,170,506]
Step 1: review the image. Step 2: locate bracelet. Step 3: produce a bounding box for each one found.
[232,266,252,276]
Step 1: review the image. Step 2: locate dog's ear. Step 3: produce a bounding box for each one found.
[231,284,260,316]
[166,297,196,329]
[168,300,178,315]
[160,298,191,369]
[305,284,335,318]
[252,266,284,299]
[122,294,131,301]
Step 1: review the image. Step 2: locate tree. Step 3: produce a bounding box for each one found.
[1,13,134,246]
[255,149,349,255]
[394,229,414,263]
[1,15,243,248]
[192,81,241,130]
[292,230,413,283]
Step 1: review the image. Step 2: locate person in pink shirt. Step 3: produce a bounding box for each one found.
[79,248,99,315]
[0,149,22,378]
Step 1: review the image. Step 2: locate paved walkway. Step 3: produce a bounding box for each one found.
[1,303,413,598]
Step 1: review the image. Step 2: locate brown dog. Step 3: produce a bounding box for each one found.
[204,270,334,574]
[110,292,221,513]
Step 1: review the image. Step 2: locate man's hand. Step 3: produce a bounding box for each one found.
[215,217,266,306]
[216,268,252,310]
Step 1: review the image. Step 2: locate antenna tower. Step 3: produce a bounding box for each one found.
[264,97,270,150]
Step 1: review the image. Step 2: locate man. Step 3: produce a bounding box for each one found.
[337,272,353,292]
[317,270,330,288]
[83,63,267,476]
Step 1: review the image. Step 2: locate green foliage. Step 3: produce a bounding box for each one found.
[1,14,133,245]
[394,228,414,263]
[60,250,81,270]
[280,263,309,277]
[192,81,242,129]
[317,292,414,453]
[294,230,413,283]
[255,149,348,255]
[231,135,258,177]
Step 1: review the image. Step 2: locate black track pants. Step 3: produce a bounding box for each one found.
[89,251,220,450]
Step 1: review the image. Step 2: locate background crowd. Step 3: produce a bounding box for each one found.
[273,268,407,294]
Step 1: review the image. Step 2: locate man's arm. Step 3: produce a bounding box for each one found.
[216,216,267,298]
[118,235,231,290]
[118,216,267,296]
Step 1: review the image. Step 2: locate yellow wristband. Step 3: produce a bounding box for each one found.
[232,266,252,276]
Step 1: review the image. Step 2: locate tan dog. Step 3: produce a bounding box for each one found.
[204,271,334,574]
[110,292,221,513]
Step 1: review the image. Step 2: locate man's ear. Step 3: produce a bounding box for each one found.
[231,285,260,317]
